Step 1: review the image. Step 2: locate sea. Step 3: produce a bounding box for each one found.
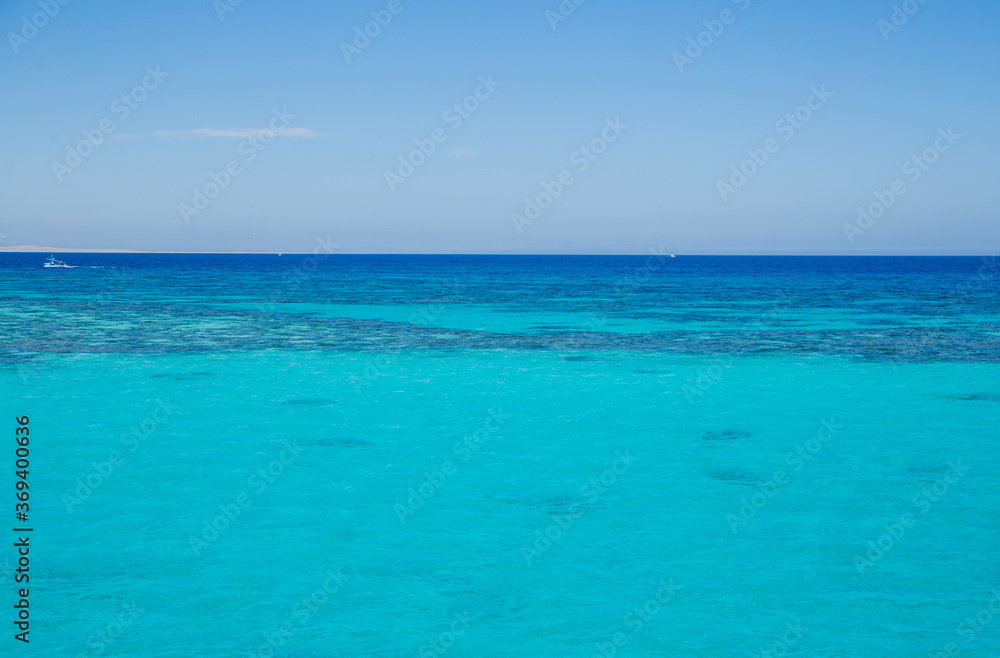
[0,254,997,657]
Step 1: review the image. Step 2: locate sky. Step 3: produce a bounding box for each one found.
[0,0,997,254]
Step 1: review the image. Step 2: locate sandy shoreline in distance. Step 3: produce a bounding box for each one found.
[0,245,143,253]
[0,245,301,254]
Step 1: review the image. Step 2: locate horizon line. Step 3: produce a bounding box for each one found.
[0,247,994,258]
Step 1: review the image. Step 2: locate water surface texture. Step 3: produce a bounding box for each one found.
[1,255,998,657]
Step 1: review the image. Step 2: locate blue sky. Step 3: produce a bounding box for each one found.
[0,0,997,254]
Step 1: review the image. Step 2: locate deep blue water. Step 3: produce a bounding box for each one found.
[2,255,999,361]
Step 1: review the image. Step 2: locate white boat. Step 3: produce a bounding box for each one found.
[43,255,76,268]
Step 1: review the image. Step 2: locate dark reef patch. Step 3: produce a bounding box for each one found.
[706,468,759,486]
[702,430,752,441]
[151,371,213,381]
[310,437,374,448]
[939,393,1000,402]
[283,398,338,406]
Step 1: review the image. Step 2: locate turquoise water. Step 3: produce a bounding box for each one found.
[2,255,998,656]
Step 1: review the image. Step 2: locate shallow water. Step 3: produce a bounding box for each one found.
[1,255,998,656]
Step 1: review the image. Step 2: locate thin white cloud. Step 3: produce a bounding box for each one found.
[151,127,324,140]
